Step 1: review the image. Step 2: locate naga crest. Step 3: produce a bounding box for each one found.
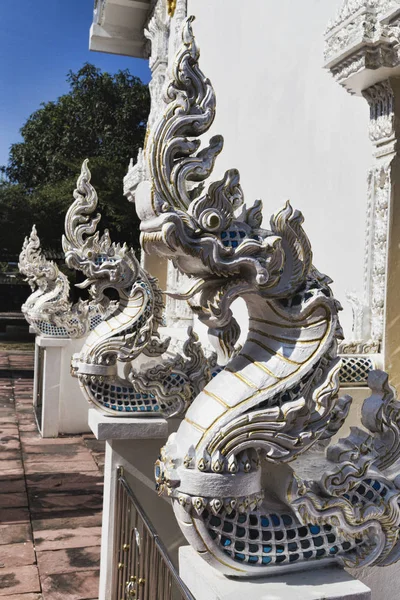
[67,160,212,418]
[133,17,400,576]
[18,225,92,338]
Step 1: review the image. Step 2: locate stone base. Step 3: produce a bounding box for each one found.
[179,546,371,600]
[34,336,89,437]
[89,410,183,600]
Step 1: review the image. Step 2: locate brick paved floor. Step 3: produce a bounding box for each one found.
[0,352,105,599]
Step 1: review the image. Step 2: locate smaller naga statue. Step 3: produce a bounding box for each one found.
[131,17,400,576]
[19,225,99,338]
[65,160,212,418]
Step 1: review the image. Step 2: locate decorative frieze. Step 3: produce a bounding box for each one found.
[324,1,400,95]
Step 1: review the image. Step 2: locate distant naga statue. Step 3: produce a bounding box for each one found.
[18,225,99,338]
[65,160,212,418]
[131,17,400,575]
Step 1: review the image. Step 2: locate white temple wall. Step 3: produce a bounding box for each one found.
[187,0,371,341]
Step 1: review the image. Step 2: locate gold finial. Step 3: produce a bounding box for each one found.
[167,0,177,17]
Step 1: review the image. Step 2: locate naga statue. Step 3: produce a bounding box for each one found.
[19,225,100,338]
[132,17,400,576]
[65,160,212,418]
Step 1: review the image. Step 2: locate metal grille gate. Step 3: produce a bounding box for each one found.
[114,467,195,600]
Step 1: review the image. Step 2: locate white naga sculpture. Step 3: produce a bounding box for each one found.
[66,160,212,417]
[131,18,400,576]
[19,225,102,338]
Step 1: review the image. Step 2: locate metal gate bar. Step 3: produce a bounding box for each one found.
[114,467,195,600]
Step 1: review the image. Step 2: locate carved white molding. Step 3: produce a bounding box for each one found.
[123,0,192,330]
[325,3,400,358]
[324,1,400,95]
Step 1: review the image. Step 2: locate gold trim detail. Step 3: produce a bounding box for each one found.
[167,0,177,17]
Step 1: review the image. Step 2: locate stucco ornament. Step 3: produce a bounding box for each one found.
[66,160,211,417]
[135,17,400,576]
[18,225,97,338]
[324,0,400,94]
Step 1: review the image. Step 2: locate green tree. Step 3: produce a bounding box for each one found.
[1,63,150,255]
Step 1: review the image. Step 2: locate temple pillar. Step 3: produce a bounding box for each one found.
[325,2,400,388]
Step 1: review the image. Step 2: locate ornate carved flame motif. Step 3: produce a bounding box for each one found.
[18,225,94,338]
[137,18,400,575]
[65,160,211,417]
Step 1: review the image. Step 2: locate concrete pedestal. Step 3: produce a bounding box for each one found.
[33,335,90,437]
[88,409,185,600]
[179,546,371,600]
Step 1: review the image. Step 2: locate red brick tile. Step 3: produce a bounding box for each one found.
[0,439,21,451]
[0,474,25,493]
[26,471,103,494]
[41,569,99,600]
[29,492,103,515]
[0,458,24,471]
[0,523,32,545]
[0,492,28,508]
[0,507,30,524]
[0,541,35,568]
[25,459,98,475]
[21,437,82,448]
[1,594,42,600]
[32,513,102,532]
[33,526,102,551]
[0,564,40,596]
[37,545,100,576]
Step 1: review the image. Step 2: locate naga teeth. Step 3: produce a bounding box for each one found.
[223,498,237,514]
[192,497,207,515]
[228,456,238,473]
[210,499,223,515]
[211,451,224,473]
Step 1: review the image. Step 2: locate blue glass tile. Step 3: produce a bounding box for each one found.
[261,517,269,527]
[310,525,320,535]
[235,553,245,562]
[248,555,258,564]
[282,515,293,526]
[262,556,272,565]
[235,542,245,551]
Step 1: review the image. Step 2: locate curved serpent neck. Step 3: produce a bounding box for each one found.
[135,17,400,575]
[65,161,212,418]
[18,224,93,338]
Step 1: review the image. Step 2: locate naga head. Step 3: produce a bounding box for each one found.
[62,159,139,309]
[135,16,340,362]
[19,225,59,293]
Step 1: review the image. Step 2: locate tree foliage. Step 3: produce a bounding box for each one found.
[1,63,150,255]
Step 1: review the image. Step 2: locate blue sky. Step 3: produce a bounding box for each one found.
[0,0,151,167]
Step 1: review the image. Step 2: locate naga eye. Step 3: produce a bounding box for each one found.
[199,209,222,232]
